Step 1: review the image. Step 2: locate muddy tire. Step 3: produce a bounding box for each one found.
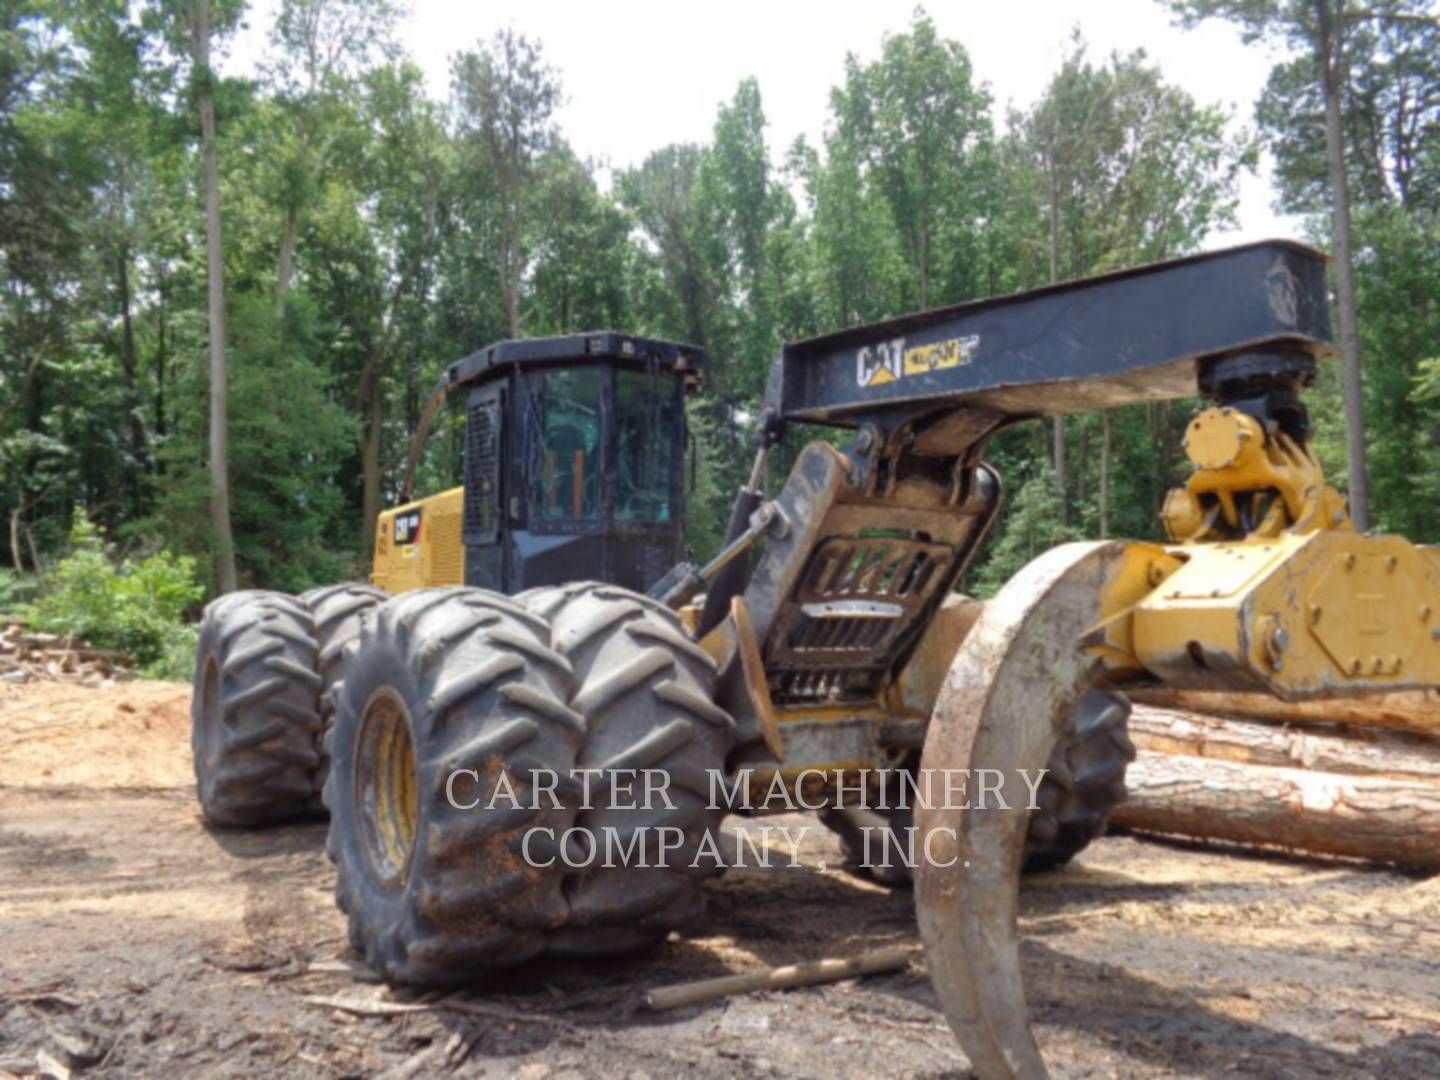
[300,583,388,809]
[192,591,323,827]
[301,583,389,712]
[1022,685,1135,871]
[523,582,737,957]
[825,686,1134,881]
[324,588,583,986]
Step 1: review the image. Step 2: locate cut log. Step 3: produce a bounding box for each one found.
[1127,704,1440,782]
[1129,687,1440,736]
[1113,746,1440,869]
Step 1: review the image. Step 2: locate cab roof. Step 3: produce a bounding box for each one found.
[446,332,706,391]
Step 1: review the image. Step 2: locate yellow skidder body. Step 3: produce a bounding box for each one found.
[369,486,465,594]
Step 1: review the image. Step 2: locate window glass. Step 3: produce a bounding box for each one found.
[615,369,677,524]
[533,367,602,520]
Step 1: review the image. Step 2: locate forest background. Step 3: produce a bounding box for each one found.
[2,0,1436,672]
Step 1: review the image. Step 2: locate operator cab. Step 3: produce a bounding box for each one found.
[374,333,703,596]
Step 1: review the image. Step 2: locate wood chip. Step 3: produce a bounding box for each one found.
[34,1049,71,1080]
[302,989,552,1025]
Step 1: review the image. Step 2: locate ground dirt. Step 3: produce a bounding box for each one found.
[1,680,1438,1078]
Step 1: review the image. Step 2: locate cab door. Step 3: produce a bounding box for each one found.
[462,381,507,590]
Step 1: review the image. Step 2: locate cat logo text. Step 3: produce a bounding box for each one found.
[856,335,981,389]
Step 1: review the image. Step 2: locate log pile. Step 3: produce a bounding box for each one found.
[1112,690,1440,870]
[0,621,132,686]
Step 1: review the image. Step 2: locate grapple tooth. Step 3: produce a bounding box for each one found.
[914,540,1129,1080]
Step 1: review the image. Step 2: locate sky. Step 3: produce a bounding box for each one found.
[228,0,1306,249]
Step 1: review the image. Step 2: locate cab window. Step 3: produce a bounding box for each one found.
[615,369,677,524]
[532,367,602,520]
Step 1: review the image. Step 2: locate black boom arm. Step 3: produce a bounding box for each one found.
[761,240,1332,443]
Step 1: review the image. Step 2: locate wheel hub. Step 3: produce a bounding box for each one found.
[355,689,419,888]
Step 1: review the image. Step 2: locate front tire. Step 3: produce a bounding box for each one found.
[324,588,582,986]
[523,583,738,957]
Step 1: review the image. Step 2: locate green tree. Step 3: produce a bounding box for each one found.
[1003,35,1250,535]
[1166,0,1440,529]
[451,30,561,338]
[145,0,248,591]
[265,0,400,315]
[828,9,993,310]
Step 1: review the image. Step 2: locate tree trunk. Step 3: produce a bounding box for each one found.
[1113,747,1440,870]
[189,0,237,593]
[1047,157,1068,524]
[116,249,148,496]
[154,300,168,451]
[25,526,41,579]
[1128,686,1440,737]
[1317,0,1370,530]
[501,201,521,338]
[10,509,24,575]
[276,204,299,317]
[1099,410,1112,537]
[360,371,384,555]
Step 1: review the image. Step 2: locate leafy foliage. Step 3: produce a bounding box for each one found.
[23,510,203,678]
[971,469,1081,597]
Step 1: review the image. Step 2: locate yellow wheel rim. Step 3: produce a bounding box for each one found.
[356,689,419,888]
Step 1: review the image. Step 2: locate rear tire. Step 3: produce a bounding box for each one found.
[300,583,388,810]
[192,591,323,827]
[523,583,737,957]
[324,588,583,985]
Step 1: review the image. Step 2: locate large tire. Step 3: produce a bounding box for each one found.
[522,582,737,957]
[300,583,387,809]
[1022,685,1135,871]
[192,590,323,827]
[301,583,389,713]
[824,686,1134,881]
[324,587,583,986]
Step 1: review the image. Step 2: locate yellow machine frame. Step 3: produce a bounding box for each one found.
[1087,405,1440,698]
[370,487,466,594]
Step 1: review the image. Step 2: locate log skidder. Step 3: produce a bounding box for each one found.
[196,244,1440,1077]
[323,585,736,984]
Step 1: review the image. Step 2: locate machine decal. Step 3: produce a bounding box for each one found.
[856,335,980,389]
[394,507,422,546]
[903,335,980,376]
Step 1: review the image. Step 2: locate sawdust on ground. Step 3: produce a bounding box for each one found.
[0,680,192,789]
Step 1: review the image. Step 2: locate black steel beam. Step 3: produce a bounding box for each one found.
[770,240,1333,427]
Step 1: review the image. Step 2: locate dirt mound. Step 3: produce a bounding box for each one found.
[0,680,193,789]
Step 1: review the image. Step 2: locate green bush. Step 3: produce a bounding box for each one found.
[24,510,204,681]
[0,568,38,614]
